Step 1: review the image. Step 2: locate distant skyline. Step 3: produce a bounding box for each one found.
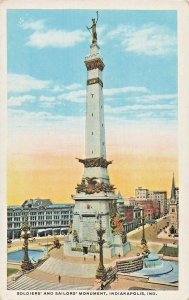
[7,9,178,204]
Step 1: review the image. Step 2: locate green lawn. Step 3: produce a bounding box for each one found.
[7,268,19,277]
[158,245,178,257]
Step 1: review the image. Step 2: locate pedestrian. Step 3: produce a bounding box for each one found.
[118,253,121,259]
[84,256,86,262]
[58,275,61,283]
[94,255,96,261]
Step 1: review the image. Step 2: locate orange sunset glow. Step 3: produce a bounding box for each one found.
[7,146,178,205]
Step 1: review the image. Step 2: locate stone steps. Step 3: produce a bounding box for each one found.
[38,257,96,278]
[8,275,92,290]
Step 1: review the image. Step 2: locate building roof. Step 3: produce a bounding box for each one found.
[8,205,21,209]
[22,198,52,208]
[8,200,74,209]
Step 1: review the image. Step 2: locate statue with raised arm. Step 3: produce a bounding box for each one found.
[87,11,99,44]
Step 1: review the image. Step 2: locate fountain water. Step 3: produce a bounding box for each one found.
[133,253,178,283]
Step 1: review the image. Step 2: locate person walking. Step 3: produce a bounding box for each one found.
[58,275,61,283]
[94,255,96,261]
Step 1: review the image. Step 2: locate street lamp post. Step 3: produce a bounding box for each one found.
[21,215,34,272]
[96,215,106,280]
[141,208,150,256]
[47,233,49,253]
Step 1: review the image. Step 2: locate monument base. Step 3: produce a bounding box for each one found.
[64,237,131,259]
[113,235,131,256]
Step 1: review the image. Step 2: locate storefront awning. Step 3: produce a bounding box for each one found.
[37,229,46,233]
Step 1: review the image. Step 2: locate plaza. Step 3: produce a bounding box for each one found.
[7,213,178,290]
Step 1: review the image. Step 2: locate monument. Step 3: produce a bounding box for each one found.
[64,13,130,258]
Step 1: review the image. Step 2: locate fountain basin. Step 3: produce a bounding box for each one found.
[132,253,178,283]
[8,249,45,263]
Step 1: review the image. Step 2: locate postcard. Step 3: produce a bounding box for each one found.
[0,0,189,300]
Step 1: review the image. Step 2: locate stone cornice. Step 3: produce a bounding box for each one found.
[76,157,112,168]
[85,58,105,71]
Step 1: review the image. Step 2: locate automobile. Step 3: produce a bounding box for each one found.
[7,239,12,244]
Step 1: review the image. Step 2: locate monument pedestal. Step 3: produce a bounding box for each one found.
[64,193,130,259]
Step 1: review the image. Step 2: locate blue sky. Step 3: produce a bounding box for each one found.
[7,9,177,125]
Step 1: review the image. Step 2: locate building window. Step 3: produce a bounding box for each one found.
[172,208,175,212]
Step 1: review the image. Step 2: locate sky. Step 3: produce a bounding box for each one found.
[7,9,178,205]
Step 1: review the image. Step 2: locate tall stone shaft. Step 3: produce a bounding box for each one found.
[79,43,111,183]
[85,43,106,159]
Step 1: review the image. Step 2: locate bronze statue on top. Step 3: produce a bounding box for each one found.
[87,11,99,44]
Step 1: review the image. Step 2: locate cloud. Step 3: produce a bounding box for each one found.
[38,89,86,106]
[40,95,56,103]
[57,90,86,103]
[8,73,50,93]
[104,86,149,96]
[9,108,62,122]
[27,29,88,49]
[51,83,82,93]
[20,20,45,31]
[104,103,175,114]
[39,95,57,108]
[128,94,177,103]
[20,18,88,48]
[108,23,177,56]
[8,108,85,134]
[41,86,148,105]
[8,95,36,107]
[66,83,82,91]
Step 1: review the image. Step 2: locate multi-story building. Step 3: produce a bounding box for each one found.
[135,187,149,200]
[135,187,167,216]
[124,206,142,233]
[7,198,74,239]
[135,200,160,220]
[149,191,168,216]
